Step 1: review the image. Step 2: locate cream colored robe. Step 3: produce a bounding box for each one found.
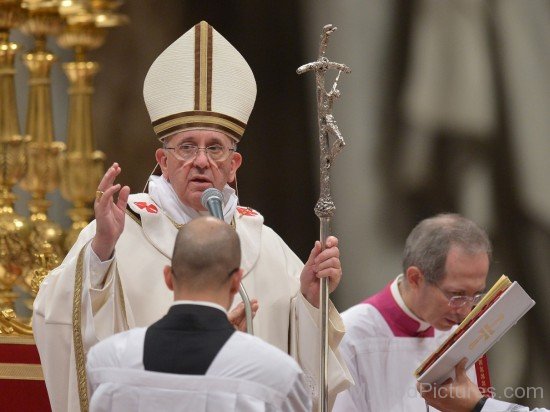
[33,193,352,412]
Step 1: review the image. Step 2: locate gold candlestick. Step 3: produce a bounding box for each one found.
[57,0,126,250]
[19,1,66,299]
[0,0,31,312]
[58,59,105,250]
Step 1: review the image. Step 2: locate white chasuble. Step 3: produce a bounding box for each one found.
[33,193,351,411]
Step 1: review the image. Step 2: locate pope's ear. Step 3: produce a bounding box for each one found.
[228,152,242,183]
[155,148,169,175]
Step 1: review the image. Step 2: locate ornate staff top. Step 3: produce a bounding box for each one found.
[297,24,351,219]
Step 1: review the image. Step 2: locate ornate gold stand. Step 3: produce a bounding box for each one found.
[0,1,31,314]
[0,0,128,334]
[57,2,127,250]
[19,1,65,305]
[58,58,105,250]
[0,307,32,334]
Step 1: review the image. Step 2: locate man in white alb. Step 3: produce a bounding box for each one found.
[86,217,311,411]
[333,214,491,411]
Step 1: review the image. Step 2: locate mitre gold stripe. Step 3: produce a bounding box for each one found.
[152,110,246,129]
[194,24,201,109]
[160,123,241,142]
[154,114,245,139]
[207,24,213,111]
[0,363,44,380]
[153,110,246,129]
[199,21,208,110]
[197,21,210,111]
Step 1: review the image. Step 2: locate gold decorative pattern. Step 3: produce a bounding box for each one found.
[152,110,246,128]
[0,16,33,309]
[206,24,212,111]
[70,241,130,412]
[468,313,505,350]
[124,208,142,227]
[116,268,128,330]
[72,243,89,412]
[194,22,200,109]
[0,363,44,380]
[0,309,33,335]
[194,21,212,111]
[198,21,208,110]
[57,1,128,253]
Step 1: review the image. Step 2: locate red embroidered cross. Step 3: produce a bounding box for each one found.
[237,207,257,217]
[134,202,158,214]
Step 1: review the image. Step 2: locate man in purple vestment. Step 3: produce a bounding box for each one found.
[333,213,492,412]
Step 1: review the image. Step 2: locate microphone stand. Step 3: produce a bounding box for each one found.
[297,24,351,412]
[202,189,254,335]
[238,283,254,335]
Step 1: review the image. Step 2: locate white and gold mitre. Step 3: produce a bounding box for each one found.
[143,21,257,142]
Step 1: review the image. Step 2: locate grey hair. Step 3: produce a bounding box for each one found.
[402,213,492,284]
[171,217,241,291]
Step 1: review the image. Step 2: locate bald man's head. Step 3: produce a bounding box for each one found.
[171,217,241,292]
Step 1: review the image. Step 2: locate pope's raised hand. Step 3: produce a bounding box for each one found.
[91,163,130,261]
[300,236,342,308]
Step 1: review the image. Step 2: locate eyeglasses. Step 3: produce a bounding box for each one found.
[432,283,486,309]
[164,143,236,162]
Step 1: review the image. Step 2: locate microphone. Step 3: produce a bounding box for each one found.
[201,188,224,220]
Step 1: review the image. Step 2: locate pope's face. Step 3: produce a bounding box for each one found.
[415,245,489,331]
[156,130,242,211]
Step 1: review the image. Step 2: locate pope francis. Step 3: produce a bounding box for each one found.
[33,20,352,412]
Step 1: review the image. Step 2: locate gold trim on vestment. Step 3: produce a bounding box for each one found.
[73,243,89,412]
[72,240,130,412]
[125,208,142,227]
[0,363,44,380]
[116,269,129,330]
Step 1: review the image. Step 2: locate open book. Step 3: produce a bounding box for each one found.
[415,275,535,384]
